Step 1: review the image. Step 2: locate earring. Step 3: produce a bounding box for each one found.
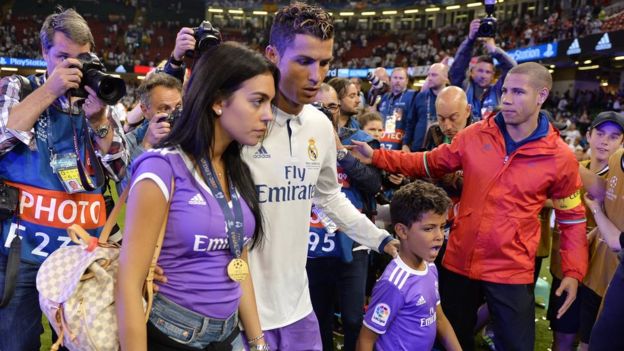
[216,109,222,115]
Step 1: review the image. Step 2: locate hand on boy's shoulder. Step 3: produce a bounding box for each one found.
[384,239,400,258]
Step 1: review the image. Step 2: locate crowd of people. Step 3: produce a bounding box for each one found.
[3,1,624,75]
[2,2,624,351]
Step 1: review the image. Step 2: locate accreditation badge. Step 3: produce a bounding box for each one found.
[49,152,89,194]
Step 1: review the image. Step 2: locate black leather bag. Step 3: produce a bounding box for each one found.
[0,182,19,221]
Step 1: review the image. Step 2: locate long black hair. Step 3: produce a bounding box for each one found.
[161,42,279,249]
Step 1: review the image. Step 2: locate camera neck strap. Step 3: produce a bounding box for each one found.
[69,105,106,192]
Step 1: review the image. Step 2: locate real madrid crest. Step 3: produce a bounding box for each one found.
[308,138,318,161]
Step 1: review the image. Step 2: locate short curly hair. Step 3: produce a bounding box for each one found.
[390,180,451,227]
[269,2,334,54]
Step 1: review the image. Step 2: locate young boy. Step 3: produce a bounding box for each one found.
[359,111,384,141]
[357,180,461,351]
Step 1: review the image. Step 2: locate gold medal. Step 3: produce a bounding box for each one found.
[227,258,249,282]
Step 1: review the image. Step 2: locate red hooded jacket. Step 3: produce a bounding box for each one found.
[373,116,588,284]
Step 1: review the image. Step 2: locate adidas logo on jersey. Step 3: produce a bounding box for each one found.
[188,193,207,205]
[595,33,612,51]
[566,39,580,55]
[416,295,427,306]
[253,145,271,158]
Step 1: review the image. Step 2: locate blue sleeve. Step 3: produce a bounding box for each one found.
[491,47,517,98]
[339,153,383,196]
[402,91,419,146]
[449,37,476,87]
[163,60,186,83]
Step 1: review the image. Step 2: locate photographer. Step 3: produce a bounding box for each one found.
[376,67,417,151]
[120,73,182,191]
[449,18,516,121]
[130,73,182,157]
[0,8,127,350]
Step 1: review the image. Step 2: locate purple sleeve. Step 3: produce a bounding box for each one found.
[363,279,405,334]
[130,152,174,201]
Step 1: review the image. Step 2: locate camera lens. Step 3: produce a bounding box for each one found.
[97,76,126,105]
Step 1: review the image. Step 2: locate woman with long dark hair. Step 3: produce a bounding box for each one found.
[116,42,278,351]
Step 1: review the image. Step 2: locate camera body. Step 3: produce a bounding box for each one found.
[185,20,222,57]
[366,72,389,106]
[366,72,386,91]
[157,106,183,127]
[477,1,497,38]
[477,16,497,38]
[70,53,126,105]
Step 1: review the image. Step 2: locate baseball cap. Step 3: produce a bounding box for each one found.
[590,111,624,132]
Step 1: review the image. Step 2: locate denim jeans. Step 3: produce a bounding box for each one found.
[0,253,44,351]
[148,293,244,350]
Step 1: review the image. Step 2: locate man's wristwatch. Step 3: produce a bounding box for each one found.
[169,55,184,66]
[92,123,111,138]
[337,148,348,161]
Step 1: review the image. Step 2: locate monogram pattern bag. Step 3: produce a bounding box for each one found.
[36,181,173,351]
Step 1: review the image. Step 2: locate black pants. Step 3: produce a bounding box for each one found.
[440,267,535,351]
[307,251,368,351]
[590,261,624,350]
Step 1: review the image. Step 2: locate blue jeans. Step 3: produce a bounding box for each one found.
[148,293,244,350]
[307,250,368,351]
[590,261,624,350]
[0,254,44,351]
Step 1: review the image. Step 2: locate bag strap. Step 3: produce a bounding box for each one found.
[143,179,174,322]
[0,235,21,308]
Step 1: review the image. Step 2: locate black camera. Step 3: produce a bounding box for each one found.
[157,106,183,127]
[366,72,386,91]
[0,182,19,221]
[70,53,126,105]
[366,71,389,106]
[185,20,222,57]
[477,0,497,38]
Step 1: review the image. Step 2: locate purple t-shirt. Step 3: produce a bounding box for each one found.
[363,257,440,351]
[131,147,255,318]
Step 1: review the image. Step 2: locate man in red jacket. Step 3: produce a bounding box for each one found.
[351,62,588,351]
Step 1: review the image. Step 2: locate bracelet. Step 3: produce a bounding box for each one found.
[247,333,265,344]
[252,345,270,351]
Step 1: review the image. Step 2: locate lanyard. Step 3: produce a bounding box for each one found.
[197,156,245,258]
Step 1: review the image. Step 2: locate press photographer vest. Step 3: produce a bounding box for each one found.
[0,74,106,264]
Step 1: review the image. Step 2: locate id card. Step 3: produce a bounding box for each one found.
[50,152,89,193]
[385,113,397,134]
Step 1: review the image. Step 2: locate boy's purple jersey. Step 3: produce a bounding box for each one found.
[363,257,440,351]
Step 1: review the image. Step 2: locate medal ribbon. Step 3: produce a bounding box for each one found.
[198,157,245,259]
